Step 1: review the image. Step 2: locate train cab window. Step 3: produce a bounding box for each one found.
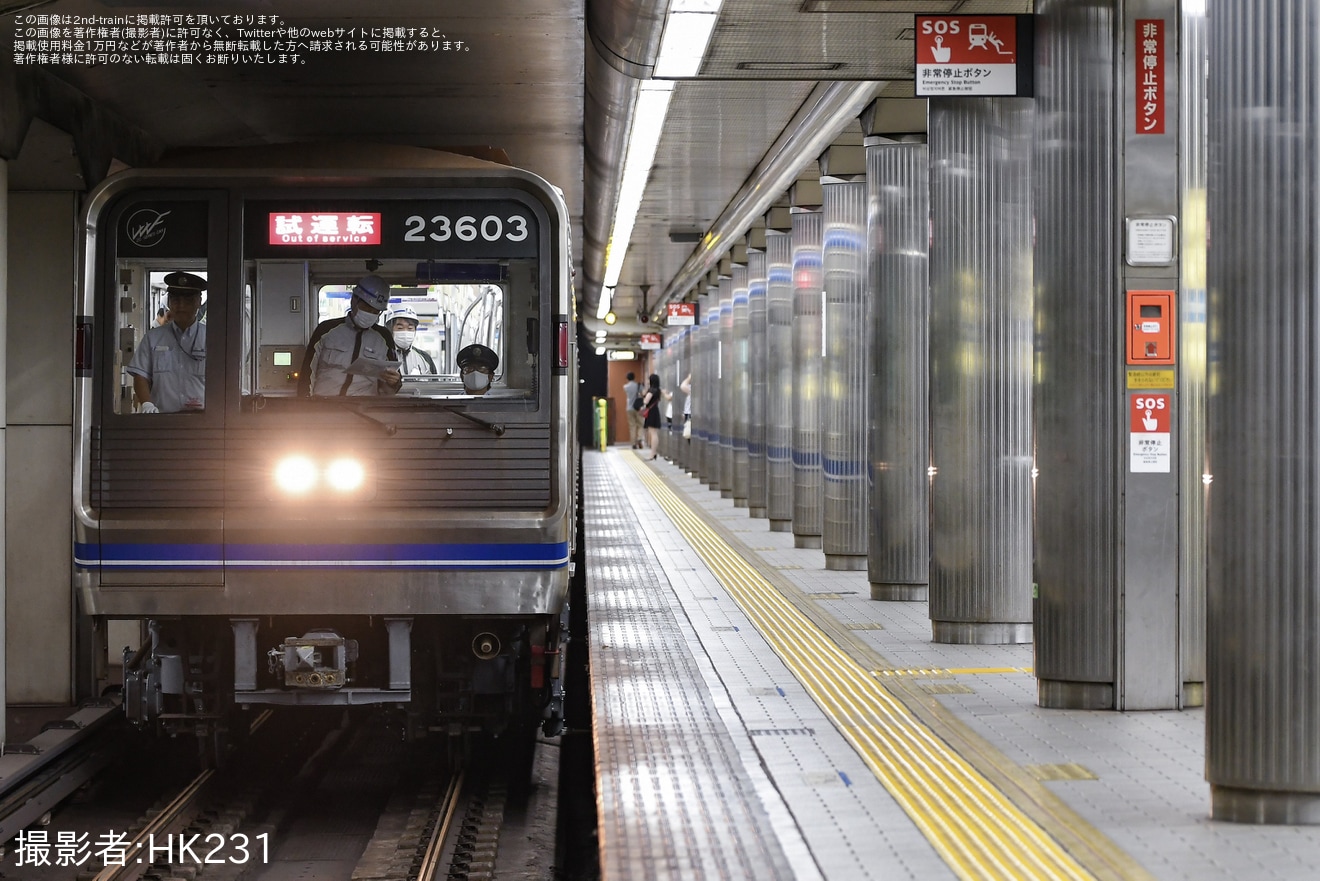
[114,267,210,415]
[243,259,533,401]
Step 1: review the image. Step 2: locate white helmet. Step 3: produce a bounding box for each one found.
[389,306,420,327]
[352,275,391,311]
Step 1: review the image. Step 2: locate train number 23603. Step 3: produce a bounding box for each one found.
[403,214,529,243]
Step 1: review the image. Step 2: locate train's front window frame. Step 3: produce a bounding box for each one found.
[237,191,547,407]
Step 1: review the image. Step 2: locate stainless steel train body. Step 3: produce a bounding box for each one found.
[74,148,577,749]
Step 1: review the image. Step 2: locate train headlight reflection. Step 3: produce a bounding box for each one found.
[326,458,366,492]
[274,456,318,495]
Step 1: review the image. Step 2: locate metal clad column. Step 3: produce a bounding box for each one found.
[867,137,931,602]
[821,149,870,571]
[1034,1,1120,707]
[1207,0,1320,823]
[927,98,1034,643]
[766,215,795,532]
[731,259,750,507]
[748,248,769,518]
[791,197,824,549]
[1179,0,1209,709]
[719,274,734,498]
[698,289,717,486]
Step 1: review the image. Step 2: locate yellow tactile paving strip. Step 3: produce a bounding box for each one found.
[627,455,1098,881]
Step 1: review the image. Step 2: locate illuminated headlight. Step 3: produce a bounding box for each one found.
[274,456,318,495]
[325,458,365,492]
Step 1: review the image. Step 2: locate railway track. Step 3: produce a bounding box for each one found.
[0,708,552,881]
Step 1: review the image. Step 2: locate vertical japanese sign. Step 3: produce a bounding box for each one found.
[1130,393,1171,472]
[1136,19,1164,135]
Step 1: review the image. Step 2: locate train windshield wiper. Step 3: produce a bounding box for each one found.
[439,403,505,436]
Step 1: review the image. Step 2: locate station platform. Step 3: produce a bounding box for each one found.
[583,446,1320,881]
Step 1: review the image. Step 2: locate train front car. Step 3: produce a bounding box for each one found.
[74,149,576,758]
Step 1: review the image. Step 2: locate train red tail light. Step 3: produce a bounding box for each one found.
[556,320,570,368]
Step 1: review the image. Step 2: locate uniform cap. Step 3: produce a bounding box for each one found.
[163,271,207,294]
[389,306,420,326]
[352,274,391,311]
[456,343,499,372]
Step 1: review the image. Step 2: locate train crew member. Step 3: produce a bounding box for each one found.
[298,274,403,396]
[456,343,499,396]
[388,306,437,374]
[129,271,208,414]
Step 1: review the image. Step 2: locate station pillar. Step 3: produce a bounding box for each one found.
[819,143,869,571]
[730,246,750,508]
[790,179,824,549]
[926,97,1034,644]
[1034,0,1199,709]
[1206,0,1320,823]
[747,230,769,519]
[863,99,931,604]
[764,206,795,533]
[717,265,734,499]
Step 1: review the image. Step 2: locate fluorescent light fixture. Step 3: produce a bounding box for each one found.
[654,10,719,78]
[596,285,615,320]
[603,80,675,289]
[595,346,607,356]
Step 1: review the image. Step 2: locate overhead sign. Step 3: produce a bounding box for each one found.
[640,333,662,350]
[1136,19,1165,135]
[667,302,696,326]
[914,15,1033,98]
[1130,393,1171,473]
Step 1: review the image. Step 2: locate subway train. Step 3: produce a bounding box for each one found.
[73,145,577,761]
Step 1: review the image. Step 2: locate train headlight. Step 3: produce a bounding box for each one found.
[325,458,365,492]
[274,456,318,495]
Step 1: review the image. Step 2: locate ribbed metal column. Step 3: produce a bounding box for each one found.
[677,326,693,472]
[719,277,734,498]
[791,208,824,549]
[1207,0,1320,824]
[748,250,768,518]
[766,226,794,532]
[928,99,1033,643]
[867,139,930,602]
[1178,2,1208,709]
[821,177,869,570]
[731,263,750,507]
[1034,1,1120,707]
[697,290,717,486]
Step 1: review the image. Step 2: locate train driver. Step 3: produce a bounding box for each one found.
[128,271,207,414]
[456,343,499,396]
[388,306,437,374]
[298,274,403,397]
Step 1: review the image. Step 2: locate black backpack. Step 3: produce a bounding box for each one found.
[632,393,645,411]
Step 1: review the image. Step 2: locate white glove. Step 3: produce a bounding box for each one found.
[140,402,159,414]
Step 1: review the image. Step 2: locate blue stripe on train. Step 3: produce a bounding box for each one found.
[74,541,571,570]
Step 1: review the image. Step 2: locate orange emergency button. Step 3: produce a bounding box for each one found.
[1126,290,1176,365]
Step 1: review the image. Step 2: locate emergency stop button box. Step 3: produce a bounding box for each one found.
[1126,290,1176,365]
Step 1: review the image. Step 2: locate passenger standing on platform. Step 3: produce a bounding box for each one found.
[639,373,670,460]
[388,306,437,375]
[298,274,403,397]
[624,371,643,449]
[679,373,692,440]
[129,271,208,414]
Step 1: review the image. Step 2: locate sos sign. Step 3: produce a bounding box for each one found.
[914,14,1034,98]
[1130,394,1171,433]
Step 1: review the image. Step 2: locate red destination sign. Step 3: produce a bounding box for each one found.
[268,212,381,246]
[640,333,662,350]
[1136,20,1164,134]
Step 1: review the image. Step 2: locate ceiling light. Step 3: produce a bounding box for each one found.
[604,311,618,325]
[595,346,606,356]
[603,80,675,289]
[596,285,614,320]
[654,10,720,78]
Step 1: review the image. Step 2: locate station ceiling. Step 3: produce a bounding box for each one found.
[6,0,1031,347]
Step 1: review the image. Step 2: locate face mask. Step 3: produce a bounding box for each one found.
[350,309,378,329]
[463,370,491,393]
[393,330,415,349]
